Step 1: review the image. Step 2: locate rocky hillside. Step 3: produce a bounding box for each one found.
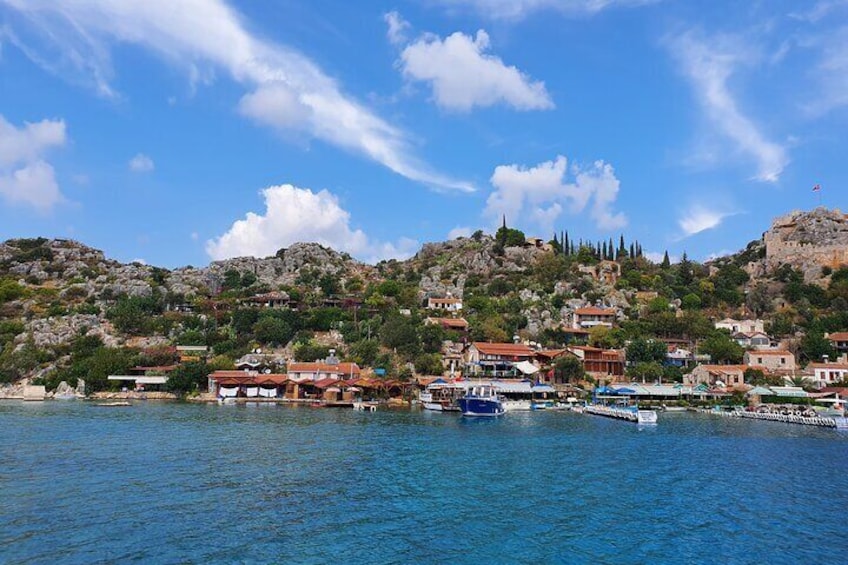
[1,208,847,386]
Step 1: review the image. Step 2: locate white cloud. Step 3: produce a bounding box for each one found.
[0,114,66,211]
[384,11,411,46]
[128,153,154,173]
[190,231,199,241]
[206,183,419,264]
[666,31,788,182]
[644,251,678,264]
[448,226,472,239]
[677,205,733,237]
[131,258,147,265]
[485,155,626,234]
[704,249,732,261]
[2,0,471,192]
[399,29,553,111]
[434,0,656,20]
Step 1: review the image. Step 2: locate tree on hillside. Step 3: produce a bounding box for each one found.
[626,337,667,365]
[799,330,835,364]
[553,356,584,384]
[698,332,744,364]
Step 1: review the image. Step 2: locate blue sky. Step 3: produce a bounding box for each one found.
[0,0,846,268]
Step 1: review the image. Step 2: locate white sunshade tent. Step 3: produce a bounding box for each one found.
[514,361,540,375]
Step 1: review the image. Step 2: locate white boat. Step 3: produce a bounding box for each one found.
[420,381,466,412]
[493,381,557,411]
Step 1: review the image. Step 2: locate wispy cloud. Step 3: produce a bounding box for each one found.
[485,155,626,234]
[677,204,734,237]
[666,30,788,182]
[1,0,471,191]
[397,27,553,111]
[434,0,658,20]
[206,183,419,263]
[806,25,848,116]
[384,11,411,46]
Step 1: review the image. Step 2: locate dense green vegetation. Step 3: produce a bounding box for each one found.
[2,228,848,394]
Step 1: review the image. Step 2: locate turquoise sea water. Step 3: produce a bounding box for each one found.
[2,402,847,564]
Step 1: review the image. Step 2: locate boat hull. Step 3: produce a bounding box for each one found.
[459,397,505,417]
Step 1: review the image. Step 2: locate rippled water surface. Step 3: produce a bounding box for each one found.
[2,401,847,564]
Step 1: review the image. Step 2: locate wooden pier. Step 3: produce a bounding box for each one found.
[723,409,848,429]
[584,405,658,425]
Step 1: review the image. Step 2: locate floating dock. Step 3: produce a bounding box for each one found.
[584,405,658,425]
[723,410,848,429]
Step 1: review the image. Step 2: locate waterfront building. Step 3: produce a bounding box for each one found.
[807,362,848,388]
[465,342,535,377]
[685,364,748,388]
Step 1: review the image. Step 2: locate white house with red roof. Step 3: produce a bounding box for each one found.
[808,362,848,388]
[572,306,616,329]
[427,296,463,312]
[465,342,536,377]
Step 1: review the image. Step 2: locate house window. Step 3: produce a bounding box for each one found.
[781,358,785,364]
[757,357,763,364]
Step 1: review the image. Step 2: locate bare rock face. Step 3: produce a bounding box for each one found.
[204,242,372,291]
[758,207,848,282]
[22,314,116,348]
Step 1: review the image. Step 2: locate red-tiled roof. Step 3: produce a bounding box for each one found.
[472,342,534,356]
[314,377,342,389]
[828,332,848,341]
[746,350,793,356]
[288,362,361,375]
[438,317,469,328]
[809,363,848,370]
[574,307,616,316]
[536,349,569,359]
[429,297,462,304]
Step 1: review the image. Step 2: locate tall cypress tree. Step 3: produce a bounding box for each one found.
[661,250,671,269]
[629,242,635,258]
[564,232,570,256]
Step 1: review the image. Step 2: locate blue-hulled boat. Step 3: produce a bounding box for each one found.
[458,384,505,417]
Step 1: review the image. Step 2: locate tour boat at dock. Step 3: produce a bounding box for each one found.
[458,384,505,417]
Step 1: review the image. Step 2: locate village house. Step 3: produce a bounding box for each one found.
[287,361,361,382]
[245,290,292,309]
[567,345,625,378]
[465,342,536,377]
[572,306,617,329]
[715,318,765,334]
[733,331,772,349]
[685,364,748,388]
[235,352,286,373]
[425,317,469,333]
[807,362,848,388]
[743,350,796,373]
[427,296,463,313]
[827,332,848,355]
[665,345,697,368]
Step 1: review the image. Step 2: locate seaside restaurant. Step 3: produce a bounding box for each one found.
[209,371,288,398]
